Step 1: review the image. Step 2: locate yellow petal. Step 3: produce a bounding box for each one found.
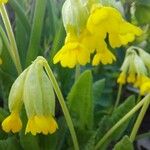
[2,112,22,133]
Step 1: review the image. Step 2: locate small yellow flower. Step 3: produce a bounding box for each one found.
[2,111,22,133]
[117,72,126,85]
[53,31,91,68]
[127,73,136,83]
[25,115,58,135]
[92,48,116,65]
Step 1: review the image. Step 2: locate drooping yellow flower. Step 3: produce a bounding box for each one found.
[127,73,136,83]
[23,59,58,135]
[117,48,147,86]
[25,115,58,135]
[2,111,22,133]
[0,0,8,4]
[87,5,142,48]
[2,57,58,135]
[53,31,91,68]
[117,72,126,85]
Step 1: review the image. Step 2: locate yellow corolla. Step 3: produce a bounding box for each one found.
[87,5,142,48]
[53,30,92,68]
[2,111,22,133]
[25,115,58,135]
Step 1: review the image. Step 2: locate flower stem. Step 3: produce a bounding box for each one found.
[44,61,79,150]
[0,4,22,74]
[75,64,80,81]
[114,84,122,110]
[94,94,149,150]
[130,94,150,142]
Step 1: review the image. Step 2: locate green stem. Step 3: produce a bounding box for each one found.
[0,4,22,74]
[75,64,80,81]
[44,61,79,150]
[114,84,122,110]
[94,94,149,150]
[130,94,150,142]
[137,94,141,103]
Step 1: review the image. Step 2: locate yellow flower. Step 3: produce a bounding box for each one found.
[127,73,136,83]
[2,57,58,135]
[2,111,22,133]
[87,5,142,48]
[140,78,150,95]
[117,72,126,85]
[0,0,8,4]
[92,48,116,65]
[53,31,91,68]
[134,75,147,88]
[25,115,58,135]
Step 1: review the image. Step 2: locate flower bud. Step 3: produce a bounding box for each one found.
[62,0,89,34]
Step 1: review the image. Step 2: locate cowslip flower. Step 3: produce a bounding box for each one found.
[86,4,142,65]
[117,48,147,86]
[2,57,58,135]
[87,5,142,48]
[54,2,142,68]
[53,30,93,68]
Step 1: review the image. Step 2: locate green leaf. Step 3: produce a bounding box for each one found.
[113,136,134,150]
[0,136,22,150]
[93,79,105,103]
[85,96,135,150]
[9,0,30,34]
[67,70,94,130]
[26,0,47,66]
[136,0,150,7]
[135,4,150,25]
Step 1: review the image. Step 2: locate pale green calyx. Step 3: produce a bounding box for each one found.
[9,56,56,119]
[62,0,89,34]
[120,47,147,77]
[9,68,29,112]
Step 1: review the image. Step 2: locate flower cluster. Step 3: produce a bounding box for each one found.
[117,47,150,95]
[2,57,58,135]
[53,1,142,68]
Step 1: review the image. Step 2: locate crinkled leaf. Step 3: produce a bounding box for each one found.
[85,96,135,150]
[67,70,93,130]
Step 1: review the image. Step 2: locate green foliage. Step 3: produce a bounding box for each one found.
[67,70,94,130]
[93,79,105,103]
[113,135,134,150]
[85,96,135,150]
[0,136,22,150]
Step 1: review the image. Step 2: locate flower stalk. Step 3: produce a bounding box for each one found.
[43,61,79,150]
[114,84,122,110]
[0,4,22,74]
[130,94,150,142]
